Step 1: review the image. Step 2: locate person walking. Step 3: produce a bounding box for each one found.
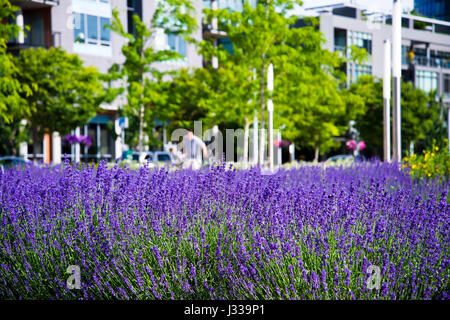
[182,129,208,170]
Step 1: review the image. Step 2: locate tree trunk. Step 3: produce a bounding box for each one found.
[243,116,250,169]
[259,55,265,166]
[314,143,319,163]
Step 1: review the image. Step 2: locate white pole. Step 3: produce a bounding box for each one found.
[75,127,81,163]
[267,63,274,170]
[277,130,282,166]
[211,1,218,69]
[253,111,258,165]
[52,132,62,165]
[19,142,28,161]
[392,0,402,162]
[267,99,274,170]
[15,9,24,44]
[19,119,28,160]
[383,39,391,163]
[292,143,295,163]
[267,63,273,92]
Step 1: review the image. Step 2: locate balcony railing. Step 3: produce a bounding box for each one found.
[202,23,227,39]
[7,31,61,52]
[406,55,450,69]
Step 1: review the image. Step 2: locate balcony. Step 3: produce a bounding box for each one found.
[10,0,58,9]
[202,23,227,39]
[7,30,61,53]
[412,56,450,69]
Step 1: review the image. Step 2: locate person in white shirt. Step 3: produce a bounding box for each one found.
[181,129,208,170]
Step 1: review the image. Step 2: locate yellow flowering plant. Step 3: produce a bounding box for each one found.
[402,141,450,182]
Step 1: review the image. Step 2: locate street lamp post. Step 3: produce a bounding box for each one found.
[392,0,402,162]
[253,111,258,165]
[267,63,274,170]
[383,39,391,162]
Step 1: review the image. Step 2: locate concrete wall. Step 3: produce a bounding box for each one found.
[51,0,203,74]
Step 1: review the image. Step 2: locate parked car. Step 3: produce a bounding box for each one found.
[324,154,354,163]
[153,151,173,164]
[0,156,31,170]
[121,151,174,167]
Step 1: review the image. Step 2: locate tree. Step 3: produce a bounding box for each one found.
[108,0,197,158]
[401,82,434,154]
[199,41,258,164]
[164,67,216,130]
[15,47,105,154]
[350,75,437,158]
[201,0,302,164]
[347,75,383,158]
[423,95,447,151]
[0,0,33,124]
[199,0,363,163]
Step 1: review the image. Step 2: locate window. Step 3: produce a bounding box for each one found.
[167,33,186,57]
[23,12,45,47]
[348,31,372,54]
[402,45,408,65]
[100,17,110,42]
[73,13,111,46]
[87,15,98,44]
[74,13,85,43]
[218,37,233,54]
[127,0,143,35]
[444,74,450,98]
[157,154,171,162]
[416,70,438,92]
[349,64,372,83]
[217,0,244,11]
[334,28,347,50]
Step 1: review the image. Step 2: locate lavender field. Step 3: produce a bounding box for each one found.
[0,161,448,300]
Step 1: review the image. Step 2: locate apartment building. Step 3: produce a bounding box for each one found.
[8,0,203,164]
[301,3,450,108]
[415,0,450,22]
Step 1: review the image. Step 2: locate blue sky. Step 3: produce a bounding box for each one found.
[291,0,415,16]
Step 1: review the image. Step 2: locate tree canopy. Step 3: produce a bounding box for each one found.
[108,0,198,155]
[170,0,365,162]
[349,75,441,158]
[0,0,33,124]
[15,47,104,136]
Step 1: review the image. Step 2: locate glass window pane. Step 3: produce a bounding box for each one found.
[178,36,186,56]
[74,13,85,43]
[100,17,110,41]
[100,125,109,156]
[168,33,176,51]
[87,15,98,41]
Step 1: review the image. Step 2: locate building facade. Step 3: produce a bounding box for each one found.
[8,0,203,164]
[415,0,450,22]
[307,3,450,109]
